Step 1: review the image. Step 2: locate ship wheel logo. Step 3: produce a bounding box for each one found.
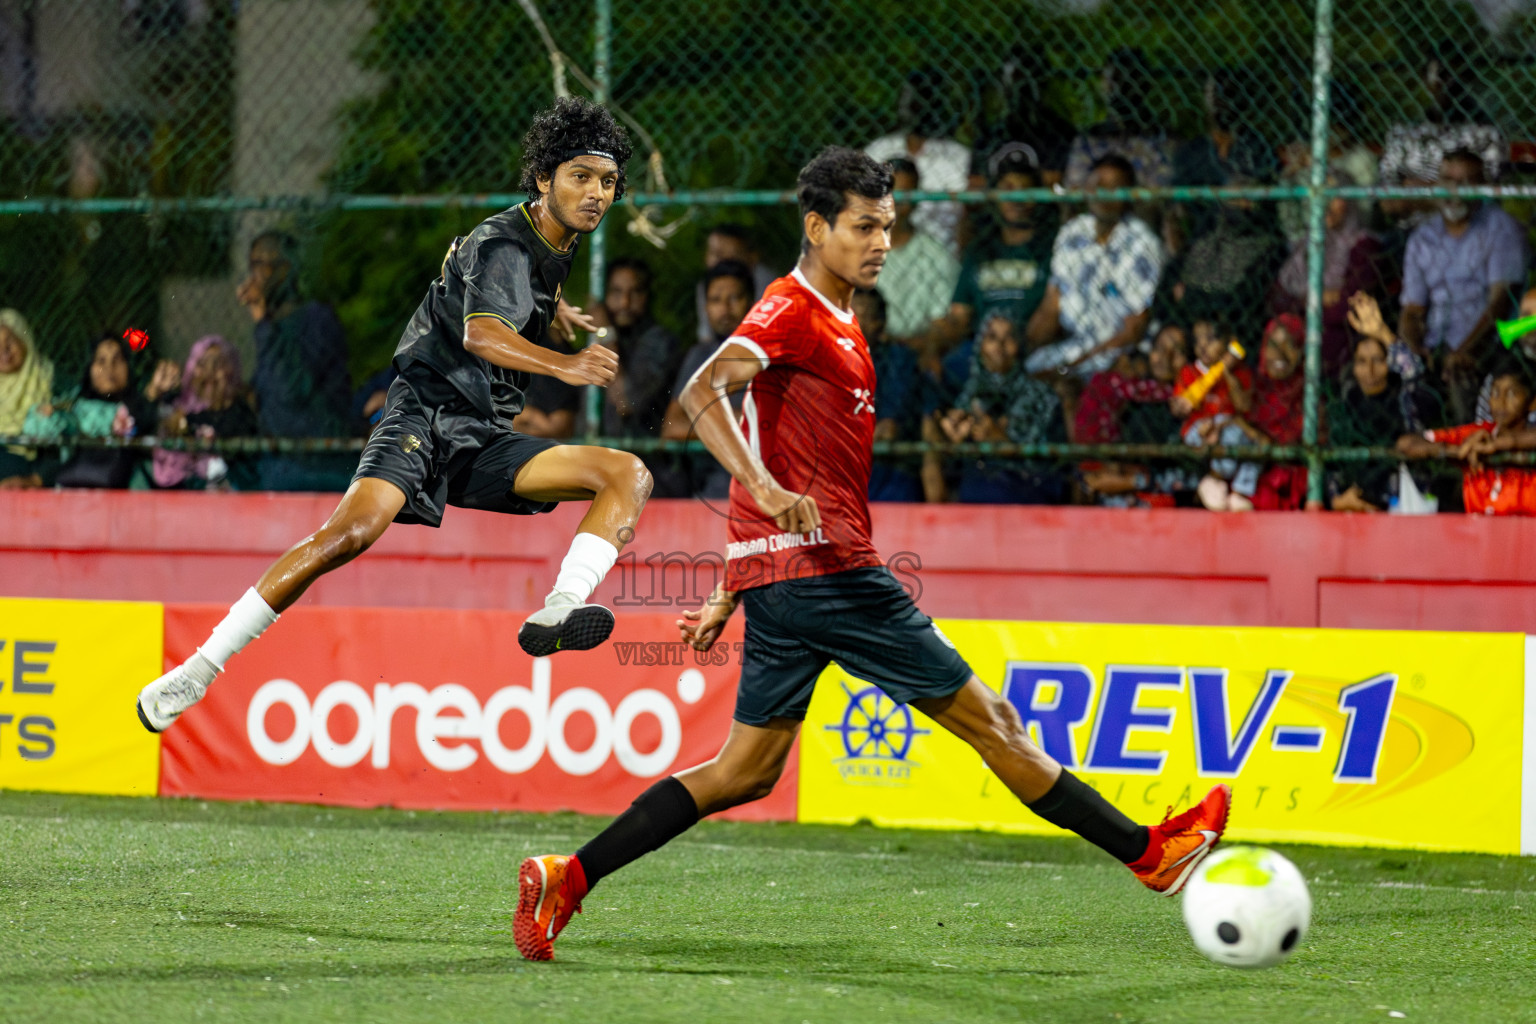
[825,681,929,761]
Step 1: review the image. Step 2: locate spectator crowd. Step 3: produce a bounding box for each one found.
[4,46,1536,516]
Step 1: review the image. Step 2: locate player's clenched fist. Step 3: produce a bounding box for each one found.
[557,344,619,387]
[751,482,821,534]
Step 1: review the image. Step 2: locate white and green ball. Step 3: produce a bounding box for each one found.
[1182,845,1312,968]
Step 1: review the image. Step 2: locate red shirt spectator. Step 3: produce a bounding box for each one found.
[1424,422,1536,515]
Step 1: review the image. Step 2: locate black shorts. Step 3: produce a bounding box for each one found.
[734,566,973,727]
[352,366,561,527]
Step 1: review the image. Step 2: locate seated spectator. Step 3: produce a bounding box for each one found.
[28,331,158,488]
[691,224,776,344]
[1327,294,1443,512]
[594,258,682,439]
[660,260,756,499]
[1172,320,1255,511]
[1246,315,1310,510]
[1083,325,1199,507]
[922,145,1056,402]
[853,289,922,502]
[1398,150,1529,422]
[1026,155,1166,379]
[933,312,1066,505]
[1271,189,1391,377]
[151,336,259,490]
[0,309,52,488]
[1171,68,1278,247]
[1475,287,1536,423]
[866,66,972,255]
[875,158,959,351]
[1064,47,1173,191]
[1378,44,1505,230]
[970,46,1076,188]
[1075,326,1181,444]
[1277,81,1378,244]
[238,231,353,490]
[1397,357,1536,516]
[1158,189,1286,347]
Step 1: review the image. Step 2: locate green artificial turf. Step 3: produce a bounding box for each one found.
[0,791,1531,1023]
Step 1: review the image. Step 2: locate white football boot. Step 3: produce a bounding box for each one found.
[135,652,218,732]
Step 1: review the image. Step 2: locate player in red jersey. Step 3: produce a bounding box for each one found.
[514,147,1229,961]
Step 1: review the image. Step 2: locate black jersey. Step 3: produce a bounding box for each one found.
[393,203,577,425]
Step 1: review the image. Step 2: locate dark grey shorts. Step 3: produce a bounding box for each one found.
[352,367,560,528]
[734,567,973,726]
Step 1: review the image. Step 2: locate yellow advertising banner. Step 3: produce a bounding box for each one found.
[0,597,162,796]
[798,621,1525,855]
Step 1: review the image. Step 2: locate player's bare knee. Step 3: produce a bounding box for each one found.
[604,450,651,503]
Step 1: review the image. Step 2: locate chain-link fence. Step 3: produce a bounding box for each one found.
[2,0,1535,507]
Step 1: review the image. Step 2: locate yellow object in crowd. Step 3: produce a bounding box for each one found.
[1177,341,1246,407]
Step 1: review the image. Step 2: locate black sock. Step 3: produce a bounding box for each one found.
[1026,770,1148,864]
[575,776,700,890]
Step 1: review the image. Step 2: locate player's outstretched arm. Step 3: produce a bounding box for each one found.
[679,341,820,534]
[463,315,617,387]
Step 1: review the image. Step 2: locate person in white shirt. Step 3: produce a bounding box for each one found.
[865,67,972,255]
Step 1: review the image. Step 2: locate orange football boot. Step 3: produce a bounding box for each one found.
[1129,783,1231,896]
[514,854,583,961]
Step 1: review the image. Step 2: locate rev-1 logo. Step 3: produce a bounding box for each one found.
[1003,663,1396,784]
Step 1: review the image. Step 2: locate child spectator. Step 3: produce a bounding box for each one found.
[151,336,259,490]
[0,309,52,488]
[1079,325,1192,506]
[853,289,922,502]
[28,331,158,488]
[1396,358,1536,516]
[937,312,1066,504]
[1075,325,1182,443]
[1173,319,1256,510]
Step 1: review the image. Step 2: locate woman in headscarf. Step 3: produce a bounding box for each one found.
[934,311,1068,504]
[1271,193,1391,378]
[1327,294,1444,511]
[1245,314,1311,510]
[0,309,54,488]
[151,335,259,489]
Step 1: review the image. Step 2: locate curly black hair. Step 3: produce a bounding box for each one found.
[519,96,633,201]
[796,146,894,232]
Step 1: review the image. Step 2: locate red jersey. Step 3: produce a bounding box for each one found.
[1177,361,1254,434]
[718,269,884,590]
[1425,422,1536,515]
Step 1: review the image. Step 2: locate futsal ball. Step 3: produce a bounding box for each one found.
[1182,845,1311,968]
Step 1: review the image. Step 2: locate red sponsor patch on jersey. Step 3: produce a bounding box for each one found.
[741,294,793,330]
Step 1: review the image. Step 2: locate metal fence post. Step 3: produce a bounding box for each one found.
[1302,0,1336,506]
[584,0,613,441]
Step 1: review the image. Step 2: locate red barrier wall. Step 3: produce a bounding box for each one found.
[5,490,1536,631]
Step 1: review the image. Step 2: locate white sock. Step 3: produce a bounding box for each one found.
[197,587,280,672]
[549,532,620,605]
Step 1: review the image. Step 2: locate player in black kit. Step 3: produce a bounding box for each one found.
[137,98,650,733]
